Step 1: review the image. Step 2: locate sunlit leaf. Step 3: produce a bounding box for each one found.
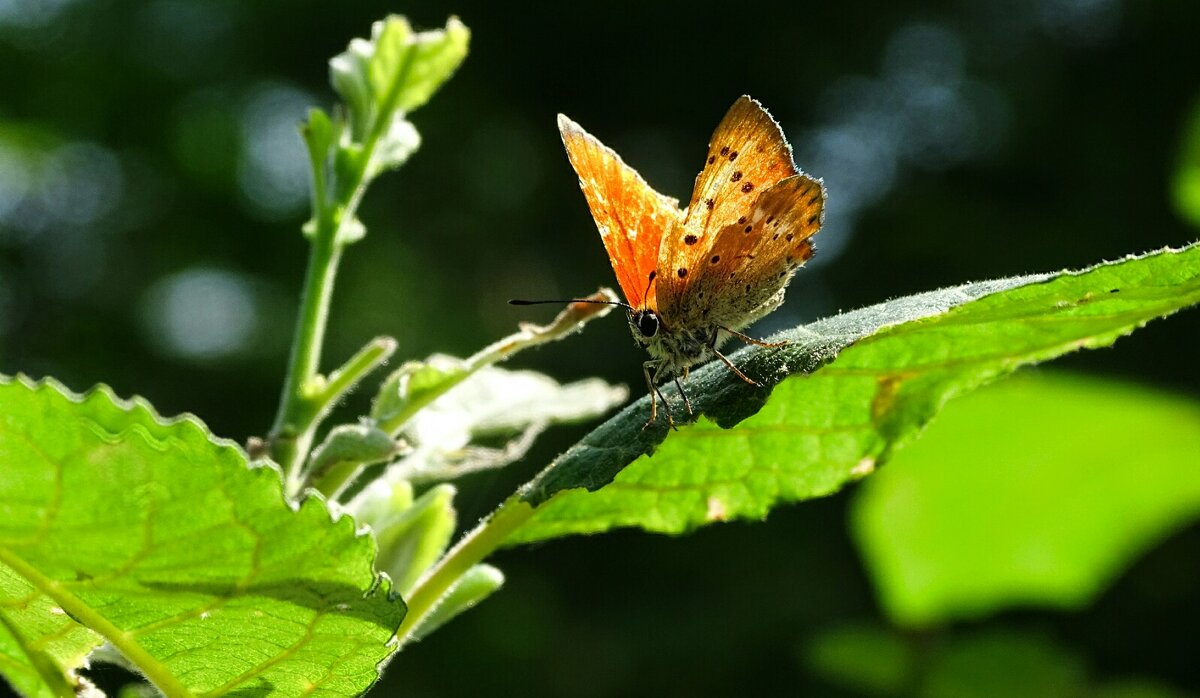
[0,376,405,697]
[369,484,457,595]
[386,17,470,115]
[370,354,627,486]
[851,373,1200,626]
[367,114,420,178]
[506,243,1200,544]
[371,356,469,428]
[407,564,503,642]
[330,15,469,142]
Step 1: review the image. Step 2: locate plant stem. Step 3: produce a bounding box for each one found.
[324,336,397,404]
[266,35,418,493]
[395,496,534,644]
[269,218,343,488]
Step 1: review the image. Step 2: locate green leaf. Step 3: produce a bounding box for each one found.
[506,243,1200,544]
[330,38,373,139]
[380,359,627,485]
[368,484,457,595]
[806,623,1191,698]
[348,479,414,528]
[920,630,1087,698]
[407,564,503,642]
[851,372,1200,626]
[364,16,414,111]
[0,376,405,697]
[804,624,914,695]
[366,114,420,179]
[384,16,470,115]
[332,140,366,203]
[373,290,623,439]
[302,107,335,176]
[1172,96,1200,228]
[371,356,469,428]
[330,16,469,142]
[300,107,337,239]
[307,422,402,498]
[0,607,91,698]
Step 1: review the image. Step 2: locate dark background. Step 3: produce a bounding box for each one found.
[0,0,1197,695]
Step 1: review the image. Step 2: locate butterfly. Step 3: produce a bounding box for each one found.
[523,96,825,426]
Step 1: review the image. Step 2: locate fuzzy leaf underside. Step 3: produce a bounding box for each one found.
[508,243,1200,544]
[0,377,405,697]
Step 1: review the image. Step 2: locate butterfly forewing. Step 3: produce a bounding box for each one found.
[558,114,681,309]
[658,97,799,320]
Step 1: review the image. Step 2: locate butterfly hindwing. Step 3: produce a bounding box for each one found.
[558,114,681,309]
[658,97,799,321]
[686,174,825,330]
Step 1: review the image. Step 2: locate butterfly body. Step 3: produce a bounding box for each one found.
[558,97,825,424]
[627,306,715,377]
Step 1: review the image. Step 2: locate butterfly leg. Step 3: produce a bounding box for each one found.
[642,360,677,430]
[719,325,789,348]
[712,347,762,388]
[673,376,694,416]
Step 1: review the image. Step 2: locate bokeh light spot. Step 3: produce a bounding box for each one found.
[140,267,259,361]
[237,83,313,220]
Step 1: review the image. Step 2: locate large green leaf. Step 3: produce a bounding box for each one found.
[851,372,1200,626]
[0,377,404,697]
[507,243,1200,544]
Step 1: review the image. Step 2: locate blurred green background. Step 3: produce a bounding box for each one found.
[1,0,1198,696]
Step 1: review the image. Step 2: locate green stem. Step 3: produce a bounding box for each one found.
[310,447,391,501]
[395,496,534,644]
[268,220,343,488]
[266,32,417,492]
[268,93,407,488]
[311,458,366,501]
[323,336,397,405]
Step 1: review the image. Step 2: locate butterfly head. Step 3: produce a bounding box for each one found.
[629,308,660,345]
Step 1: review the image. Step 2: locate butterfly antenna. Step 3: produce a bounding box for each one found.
[509,298,633,310]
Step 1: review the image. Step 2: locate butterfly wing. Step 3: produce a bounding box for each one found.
[558,114,681,309]
[657,96,802,319]
[686,174,825,330]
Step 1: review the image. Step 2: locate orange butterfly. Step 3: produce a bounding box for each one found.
[527,97,825,426]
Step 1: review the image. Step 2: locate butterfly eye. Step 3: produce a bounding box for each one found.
[636,311,660,338]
